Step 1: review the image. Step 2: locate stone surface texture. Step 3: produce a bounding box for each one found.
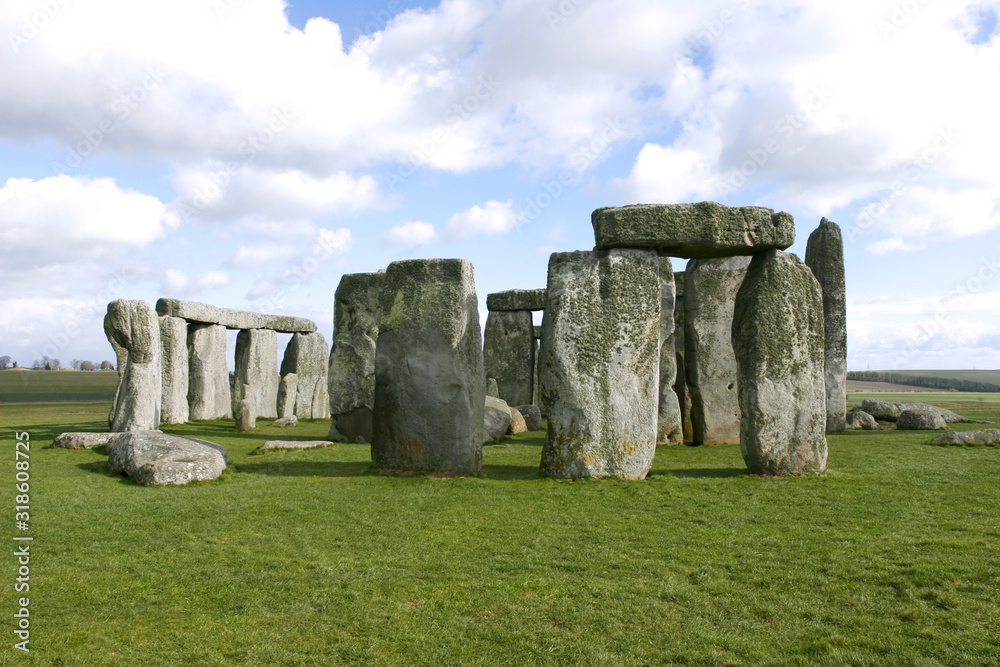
[592,202,795,258]
[805,218,848,432]
[484,395,512,442]
[233,329,279,420]
[896,409,947,430]
[933,429,1000,445]
[657,256,683,445]
[106,300,162,431]
[486,289,547,311]
[107,430,227,486]
[673,271,694,442]
[508,408,527,435]
[257,440,334,450]
[684,256,750,445]
[52,432,116,449]
[156,298,316,333]
[538,249,660,480]
[486,378,499,398]
[277,373,298,419]
[845,411,878,430]
[371,259,485,473]
[861,399,966,423]
[158,315,190,425]
[732,249,827,475]
[483,310,535,407]
[235,384,256,432]
[280,332,330,420]
[271,415,298,427]
[513,405,542,431]
[187,323,231,420]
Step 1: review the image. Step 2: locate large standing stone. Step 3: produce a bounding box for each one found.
[592,202,795,258]
[105,300,161,432]
[327,271,383,442]
[673,271,694,443]
[539,249,660,480]
[657,256,683,445]
[483,310,535,407]
[280,333,330,420]
[187,323,231,421]
[104,312,128,428]
[805,218,847,433]
[159,315,189,424]
[233,329,279,420]
[155,298,316,333]
[371,259,484,474]
[684,256,750,445]
[732,250,827,475]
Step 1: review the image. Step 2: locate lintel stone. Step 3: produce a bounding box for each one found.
[486,289,547,312]
[156,298,316,333]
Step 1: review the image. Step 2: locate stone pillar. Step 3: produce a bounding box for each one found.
[105,300,161,431]
[805,218,847,433]
[673,271,694,443]
[531,329,541,408]
[539,249,660,480]
[371,259,484,474]
[328,271,384,442]
[233,329,279,420]
[657,256,683,445]
[159,315,189,424]
[187,323,231,421]
[684,256,750,445]
[483,310,535,407]
[280,332,330,420]
[733,250,827,475]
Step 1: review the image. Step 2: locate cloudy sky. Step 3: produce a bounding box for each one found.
[1,0,998,372]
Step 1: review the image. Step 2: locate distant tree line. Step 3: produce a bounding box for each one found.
[0,356,114,371]
[847,371,1000,393]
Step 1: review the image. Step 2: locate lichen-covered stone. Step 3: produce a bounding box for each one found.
[685,256,750,445]
[486,289,547,311]
[896,409,947,430]
[486,378,499,398]
[52,432,116,449]
[104,311,129,428]
[187,323,231,421]
[861,399,966,423]
[539,249,660,480]
[277,373,297,420]
[592,202,795,258]
[805,218,847,432]
[513,405,542,431]
[845,410,878,430]
[233,329,279,420]
[159,315,189,424]
[484,395,512,443]
[933,429,1000,445]
[280,332,330,420]
[257,440,334,450]
[106,300,161,431]
[107,430,227,486]
[371,259,485,473]
[732,250,827,475]
[483,310,535,406]
[155,298,316,333]
[271,415,297,428]
[657,256,683,445]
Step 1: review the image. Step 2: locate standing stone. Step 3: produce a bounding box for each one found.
[104,312,129,428]
[531,336,541,408]
[235,384,256,432]
[277,373,297,420]
[187,323,231,421]
[684,256,750,445]
[657,256,683,445]
[105,300,161,432]
[159,315,189,425]
[233,329,279,420]
[280,332,330,420]
[732,250,827,475]
[371,259,484,474]
[483,310,535,407]
[539,249,660,480]
[673,271,694,442]
[327,271,383,442]
[805,218,847,433]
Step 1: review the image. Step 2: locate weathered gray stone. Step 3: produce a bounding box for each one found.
[657,256,683,445]
[104,312,128,428]
[845,410,878,430]
[235,384,256,432]
[484,395,512,443]
[685,256,750,445]
[508,408,527,435]
[107,430,227,486]
[257,440,334,450]
[896,409,947,430]
[860,399,967,423]
[371,259,485,473]
[52,432,116,449]
[486,289,547,311]
[805,218,847,433]
[233,329,279,420]
[933,429,1000,445]
[158,315,189,424]
[895,402,967,423]
[483,310,534,407]
[327,271,383,443]
[187,323,231,421]
[513,405,542,431]
[532,337,540,407]
[280,333,330,420]
[486,378,499,398]
[672,271,693,443]
[271,415,298,428]
[155,298,316,333]
[592,202,795,258]
[733,250,827,475]
[106,300,161,432]
[277,373,298,419]
[539,249,660,480]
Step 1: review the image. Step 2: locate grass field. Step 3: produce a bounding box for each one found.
[0,370,119,404]
[872,370,1000,386]
[2,391,999,665]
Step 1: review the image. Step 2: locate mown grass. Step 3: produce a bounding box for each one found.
[2,393,999,665]
[0,369,119,403]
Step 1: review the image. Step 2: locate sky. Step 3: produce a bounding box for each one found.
[1,0,999,372]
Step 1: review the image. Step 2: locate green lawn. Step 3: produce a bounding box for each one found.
[0,370,119,404]
[2,394,999,665]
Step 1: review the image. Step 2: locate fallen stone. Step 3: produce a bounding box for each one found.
[932,429,1000,445]
[106,300,162,431]
[861,399,966,423]
[155,298,316,333]
[592,202,795,258]
[484,396,512,442]
[107,430,227,486]
[732,249,827,475]
[539,249,660,480]
[845,410,878,430]
[896,409,947,430]
[277,373,297,420]
[187,323,231,420]
[257,440,335,450]
[895,402,967,423]
[508,408,527,435]
[159,315,189,424]
[281,332,330,420]
[52,432,116,449]
[657,255,683,445]
[233,329,279,420]
[486,289,547,311]
[805,218,847,432]
[271,415,298,427]
[513,405,542,431]
[483,310,535,406]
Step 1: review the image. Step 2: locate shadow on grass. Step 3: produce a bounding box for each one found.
[653,467,748,479]
[235,460,375,477]
[76,460,134,484]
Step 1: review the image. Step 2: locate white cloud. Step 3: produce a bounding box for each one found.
[383,221,438,247]
[161,269,231,296]
[0,296,120,367]
[227,242,297,268]
[446,200,521,239]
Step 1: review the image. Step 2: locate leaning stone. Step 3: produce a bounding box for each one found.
[155,298,316,333]
[485,378,499,398]
[513,405,542,431]
[271,415,298,428]
[233,329,279,420]
[805,218,847,432]
[52,432,116,449]
[539,249,660,480]
[277,373,298,420]
[257,440,334,451]
[235,385,256,432]
[508,408,527,435]
[732,250,827,475]
[484,396,512,442]
[933,429,1000,445]
[106,300,161,432]
[845,411,878,430]
[685,256,750,445]
[107,430,227,486]
[280,332,330,420]
[657,256,683,445]
[896,409,947,430]
[187,323,231,420]
[159,315,189,424]
[371,258,485,473]
[592,202,795,258]
[483,310,535,406]
[486,289,547,311]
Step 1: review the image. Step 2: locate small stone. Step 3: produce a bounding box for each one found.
[485,378,499,398]
[486,289,547,311]
[845,411,878,430]
[235,384,256,432]
[107,430,227,486]
[52,432,116,449]
[508,408,527,435]
[896,409,947,430]
[512,405,542,431]
[257,440,334,450]
[271,415,298,427]
[484,395,512,443]
[932,429,1000,445]
[277,373,298,420]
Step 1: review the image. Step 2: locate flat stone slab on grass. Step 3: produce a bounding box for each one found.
[486,289,547,311]
[52,432,117,449]
[156,298,317,333]
[933,429,1000,445]
[257,440,335,451]
[896,409,947,430]
[592,202,795,258]
[107,431,228,486]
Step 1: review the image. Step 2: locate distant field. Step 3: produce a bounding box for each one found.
[847,380,934,393]
[848,369,1000,393]
[0,369,119,403]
